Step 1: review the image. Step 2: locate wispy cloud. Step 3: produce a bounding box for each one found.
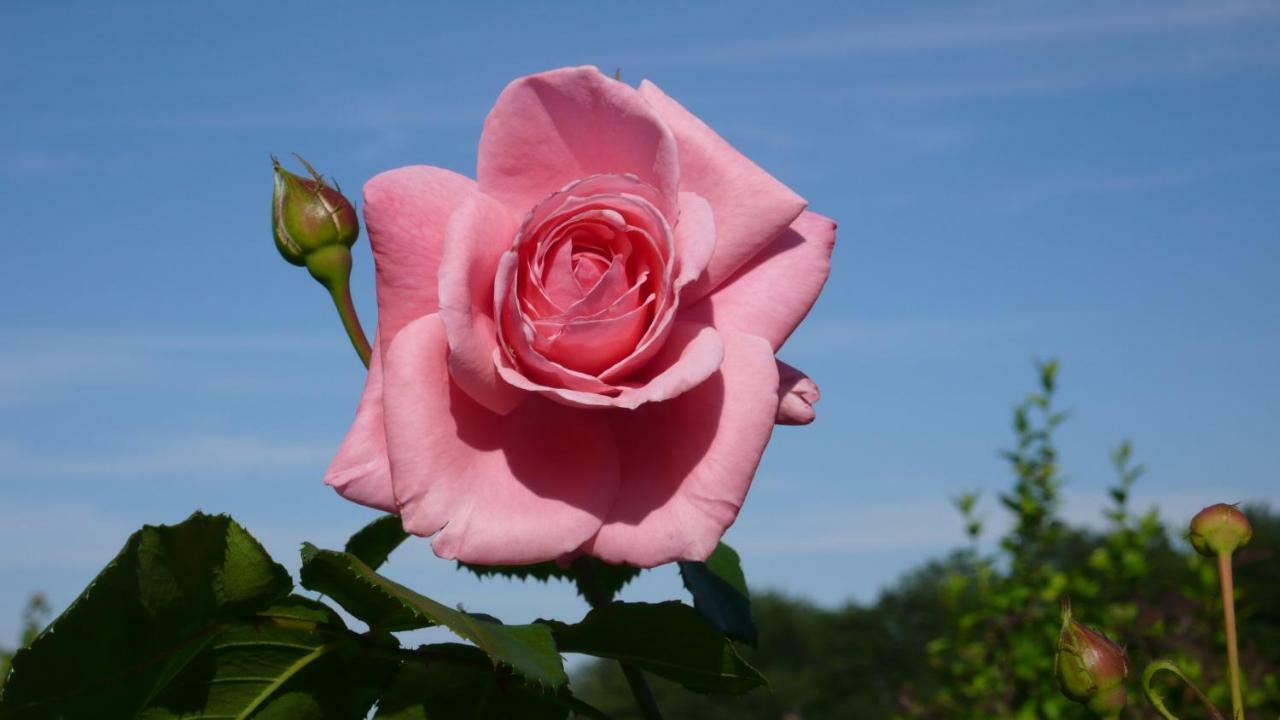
[0,433,330,480]
[0,330,334,407]
[785,313,1041,363]
[0,499,134,568]
[648,1,1280,67]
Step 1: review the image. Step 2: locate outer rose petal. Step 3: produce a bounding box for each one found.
[324,336,394,511]
[683,210,836,351]
[364,166,476,351]
[776,359,820,426]
[638,79,807,301]
[438,191,526,415]
[582,331,780,566]
[478,67,680,220]
[382,313,621,564]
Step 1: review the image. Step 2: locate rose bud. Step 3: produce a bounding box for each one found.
[271,154,371,366]
[1189,503,1252,557]
[271,154,359,281]
[1056,599,1129,718]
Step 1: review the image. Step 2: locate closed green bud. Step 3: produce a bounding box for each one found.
[271,154,359,275]
[1189,503,1252,557]
[1056,598,1128,719]
[270,154,371,367]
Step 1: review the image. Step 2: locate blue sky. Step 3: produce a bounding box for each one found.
[2,1,1278,644]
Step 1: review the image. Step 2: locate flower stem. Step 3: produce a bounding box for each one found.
[1217,550,1245,720]
[304,245,371,369]
[326,277,371,368]
[575,557,664,720]
[621,662,664,720]
[1142,659,1225,720]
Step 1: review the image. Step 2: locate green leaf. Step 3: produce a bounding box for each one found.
[678,542,758,645]
[138,596,399,720]
[0,512,303,717]
[345,514,409,571]
[374,644,604,720]
[546,601,765,695]
[458,556,640,607]
[299,544,567,688]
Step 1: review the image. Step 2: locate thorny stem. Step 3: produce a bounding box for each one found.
[1218,550,1245,720]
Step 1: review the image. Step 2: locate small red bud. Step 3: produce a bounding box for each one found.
[1189,503,1252,557]
[1056,599,1128,718]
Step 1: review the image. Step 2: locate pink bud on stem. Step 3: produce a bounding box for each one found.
[1056,597,1129,719]
[1189,503,1253,720]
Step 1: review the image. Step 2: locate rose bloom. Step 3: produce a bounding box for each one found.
[327,66,835,567]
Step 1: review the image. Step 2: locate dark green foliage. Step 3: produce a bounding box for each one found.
[138,596,399,720]
[299,543,568,688]
[459,556,641,607]
[373,644,597,720]
[547,601,764,695]
[573,593,916,719]
[679,543,758,645]
[0,513,399,720]
[345,514,410,571]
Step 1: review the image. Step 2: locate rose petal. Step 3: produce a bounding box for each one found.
[495,251,619,397]
[674,192,716,289]
[682,211,836,351]
[438,191,526,415]
[364,166,476,352]
[562,258,632,319]
[478,67,679,220]
[581,330,780,566]
[323,336,394,511]
[532,296,655,375]
[612,322,724,409]
[638,80,807,301]
[776,359,820,425]
[382,313,620,564]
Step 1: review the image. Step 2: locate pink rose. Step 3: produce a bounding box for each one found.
[326,66,835,567]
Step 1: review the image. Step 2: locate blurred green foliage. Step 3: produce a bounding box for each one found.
[575,361,1280,719]
[0,594,49,679]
